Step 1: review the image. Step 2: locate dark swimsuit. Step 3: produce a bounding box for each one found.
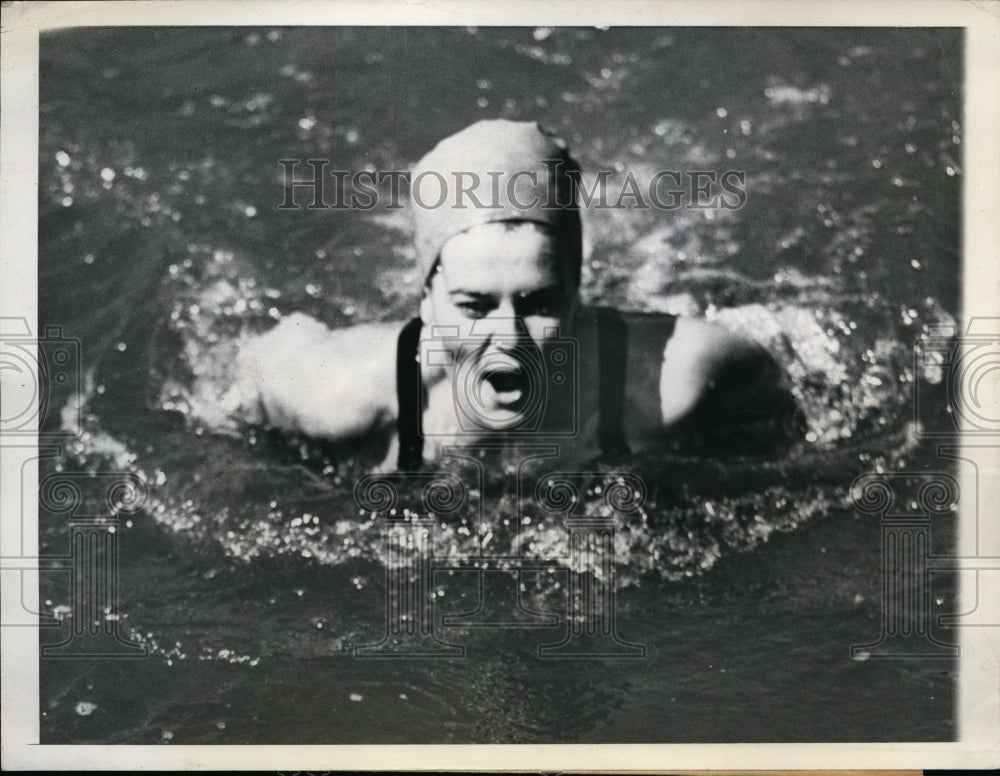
[395,310,676,470]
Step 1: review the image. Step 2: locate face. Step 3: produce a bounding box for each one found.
[422,221,578,430]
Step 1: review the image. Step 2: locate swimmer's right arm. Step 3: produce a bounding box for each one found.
[235,312,399,440]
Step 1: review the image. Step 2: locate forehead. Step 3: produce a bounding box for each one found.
[437,222,571,292]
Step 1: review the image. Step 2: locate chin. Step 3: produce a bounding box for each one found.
[472,408,529,434]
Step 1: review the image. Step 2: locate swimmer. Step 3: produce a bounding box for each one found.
[235,120,799,469]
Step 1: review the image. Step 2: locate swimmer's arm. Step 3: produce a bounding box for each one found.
[659,317,795,430]
[234,313,398,439]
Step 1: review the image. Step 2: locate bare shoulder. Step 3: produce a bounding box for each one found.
[237,313,404,439]
[262,312,400,352]
[659,315,773,426]
[668,316,760,371]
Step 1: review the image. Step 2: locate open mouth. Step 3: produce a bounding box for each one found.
[484,367,523,394]
[480,361,528,407]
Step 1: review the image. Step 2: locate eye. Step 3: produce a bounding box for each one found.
[454,298,495,319]
[516,292,570,318]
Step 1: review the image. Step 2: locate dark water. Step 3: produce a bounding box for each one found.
[37,27,961,743]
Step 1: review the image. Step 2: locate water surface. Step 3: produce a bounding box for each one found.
[37,26,961,744]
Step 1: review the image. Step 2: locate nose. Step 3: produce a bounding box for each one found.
[474,300,528,350]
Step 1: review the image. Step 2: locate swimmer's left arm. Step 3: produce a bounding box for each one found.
[658,318,794,430]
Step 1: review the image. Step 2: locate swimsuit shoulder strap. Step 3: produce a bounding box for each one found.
[396,316,425,471]
[595,307,631,458]
[593,308,676,457]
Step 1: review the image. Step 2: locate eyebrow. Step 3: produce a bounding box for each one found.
[447,285,569,299]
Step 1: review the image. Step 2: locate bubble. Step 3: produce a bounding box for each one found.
[715,107,728,118]
[56,151,71,167]
[349,693,363,702]
[74,701,97,716]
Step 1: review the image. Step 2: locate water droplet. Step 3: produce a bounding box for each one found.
[75,701,97,716]
[349,693,363,702]
[715,107,727,118]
